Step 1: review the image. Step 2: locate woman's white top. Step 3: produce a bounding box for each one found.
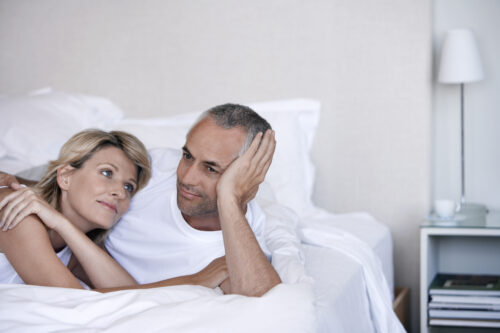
[0,246,72,284]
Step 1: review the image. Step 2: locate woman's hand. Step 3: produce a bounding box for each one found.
[192,256,229,289]
[0,187,66,231]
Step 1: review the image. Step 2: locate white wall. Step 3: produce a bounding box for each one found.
[433,0,500,211]
[0,1,431,331]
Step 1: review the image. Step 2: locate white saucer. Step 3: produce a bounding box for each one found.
[427,214,465,224]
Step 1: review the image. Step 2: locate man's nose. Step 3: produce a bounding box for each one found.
[180,164,200,186]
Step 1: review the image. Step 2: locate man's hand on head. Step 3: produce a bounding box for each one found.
[214,129,281,296]
[216,129,276,208]
[0,171,21,190]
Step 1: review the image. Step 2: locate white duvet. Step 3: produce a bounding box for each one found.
[0,283,314,332]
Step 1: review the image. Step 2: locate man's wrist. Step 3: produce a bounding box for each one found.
[217,192,244,215]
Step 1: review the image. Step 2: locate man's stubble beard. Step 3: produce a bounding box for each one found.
[176,183,218,218]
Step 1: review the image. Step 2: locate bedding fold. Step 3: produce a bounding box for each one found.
[300,211,406,333]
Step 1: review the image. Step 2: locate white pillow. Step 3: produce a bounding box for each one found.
[15,164,48,181]
[0,88,123,166]
[112,113,200,151]
[112,99,321,216]
[250,100,320,216]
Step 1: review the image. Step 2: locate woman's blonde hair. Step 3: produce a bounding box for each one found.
[36,129,151,217]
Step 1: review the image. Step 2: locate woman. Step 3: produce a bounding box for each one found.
[0,129,227,291]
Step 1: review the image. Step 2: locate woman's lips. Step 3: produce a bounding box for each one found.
[97,200,117,213]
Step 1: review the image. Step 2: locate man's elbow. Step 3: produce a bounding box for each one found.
[254,275,282,297]
[236,274,282,297]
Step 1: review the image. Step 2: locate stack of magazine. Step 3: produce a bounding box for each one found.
[428,273,500,328]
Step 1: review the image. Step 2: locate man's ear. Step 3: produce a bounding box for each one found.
[57,165,75,191]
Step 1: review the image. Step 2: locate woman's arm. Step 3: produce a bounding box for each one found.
[0,210,83,288]
[0,187,137,289]
[2,187,228,292]
[95,256,228,293]
[54,220,137,288]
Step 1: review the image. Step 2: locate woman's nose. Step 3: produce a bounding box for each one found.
[110,182,126,199]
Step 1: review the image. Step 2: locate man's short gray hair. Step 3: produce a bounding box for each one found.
[194,103,272,155]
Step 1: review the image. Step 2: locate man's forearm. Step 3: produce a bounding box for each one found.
[0,171,37,188]
[16,176,37,187]
[218,196,281,297]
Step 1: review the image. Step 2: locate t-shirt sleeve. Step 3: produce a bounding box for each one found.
[247,201,271,260]
[105,147,181,278]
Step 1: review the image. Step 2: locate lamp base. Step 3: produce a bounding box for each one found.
[457,202,488,224]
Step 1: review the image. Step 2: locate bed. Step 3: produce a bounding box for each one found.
[0,89,404,332]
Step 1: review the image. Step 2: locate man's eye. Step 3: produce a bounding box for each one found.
[124,183,134,193]
[101,170,112,177]
[183,152,192,160]
[207,166,217,173]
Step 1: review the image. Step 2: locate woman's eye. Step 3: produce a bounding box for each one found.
[124,183,134,193]
[101,170,112,177]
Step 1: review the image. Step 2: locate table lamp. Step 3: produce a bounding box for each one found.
[438,28,487,216]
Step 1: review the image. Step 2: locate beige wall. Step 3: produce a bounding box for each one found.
[433,0,500,212]
[0,1,432,331]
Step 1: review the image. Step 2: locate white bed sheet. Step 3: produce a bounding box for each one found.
[310,210,395,297]
[301,211,395,332]
[305,245,375,332]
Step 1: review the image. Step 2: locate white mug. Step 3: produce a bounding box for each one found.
[434,199,457,218]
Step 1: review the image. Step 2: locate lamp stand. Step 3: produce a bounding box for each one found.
[460,83,465,206]
[457,83,488,218]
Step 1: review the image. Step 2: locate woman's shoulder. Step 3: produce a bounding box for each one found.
[0,187,46,240]
[0,210,50,259]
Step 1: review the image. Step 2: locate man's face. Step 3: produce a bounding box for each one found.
[176,118,246,218]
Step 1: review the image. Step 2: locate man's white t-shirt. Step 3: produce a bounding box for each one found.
[105,148,269,284]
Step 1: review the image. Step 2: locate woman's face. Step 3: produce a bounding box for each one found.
[61,146,138,231]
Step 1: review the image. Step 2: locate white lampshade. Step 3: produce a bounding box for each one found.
[438,29,484,83]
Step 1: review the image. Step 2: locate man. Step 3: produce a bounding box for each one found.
[0,103,281,296]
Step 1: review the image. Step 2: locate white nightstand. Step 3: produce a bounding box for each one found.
[420,212,500,333]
